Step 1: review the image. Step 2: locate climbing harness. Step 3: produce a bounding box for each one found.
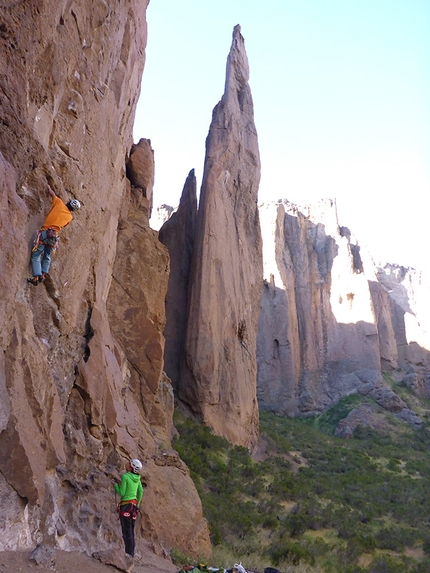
[117,499,139,520]
[32,228,59,253]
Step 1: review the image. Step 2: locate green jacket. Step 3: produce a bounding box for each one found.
[114,472,143,505]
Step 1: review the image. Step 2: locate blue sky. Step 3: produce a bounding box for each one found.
[133,0,430,270]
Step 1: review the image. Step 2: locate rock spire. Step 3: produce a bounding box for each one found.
[159,169,198,389]
[180,25,263,450]
[257,199,381,415]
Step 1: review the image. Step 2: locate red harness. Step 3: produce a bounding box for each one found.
[117,500,139,520]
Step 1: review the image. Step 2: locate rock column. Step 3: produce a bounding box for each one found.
[159,169,198,389]
[181,26,263,450]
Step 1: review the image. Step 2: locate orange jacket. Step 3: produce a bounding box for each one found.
[41,196,73,231]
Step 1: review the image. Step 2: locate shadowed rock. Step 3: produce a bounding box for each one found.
[93,549,133,572]
[159,169,198,389]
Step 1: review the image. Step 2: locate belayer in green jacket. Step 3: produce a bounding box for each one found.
[114,458,144,557]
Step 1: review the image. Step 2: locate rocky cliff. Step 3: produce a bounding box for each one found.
[162,186,427,435]
[156,29,429,449]
[0,0,209,559]
[257,199,380,415]
[371,263,430,396]
[173,25,263,450]
[256,199,428,425]
[2,0,429,563]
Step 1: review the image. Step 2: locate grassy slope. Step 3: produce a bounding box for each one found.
[173,382,430,573]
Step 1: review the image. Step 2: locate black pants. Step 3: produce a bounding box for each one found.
[119,504,136,557]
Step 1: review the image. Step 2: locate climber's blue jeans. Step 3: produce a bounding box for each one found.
[30,231,54,276]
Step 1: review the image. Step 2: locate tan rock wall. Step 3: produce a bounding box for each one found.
[257,199,430,417]
[372,264,430,398]
[0,1,210,558]
[257,200,382,415]
[181,26,263,450]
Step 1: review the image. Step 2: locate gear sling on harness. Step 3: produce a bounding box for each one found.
[32,228,59,253]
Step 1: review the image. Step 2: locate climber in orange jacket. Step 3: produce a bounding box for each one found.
[27,186,81,286]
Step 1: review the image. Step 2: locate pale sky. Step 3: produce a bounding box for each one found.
[133,0,430,271]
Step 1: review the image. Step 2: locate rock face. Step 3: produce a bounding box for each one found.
[257,199,381,416]
[126,137,155,218]
[257,199,430,421]
[179,26,263,449]
[0,1,209,559]
[371,264,430,398]
[159,169,198,389]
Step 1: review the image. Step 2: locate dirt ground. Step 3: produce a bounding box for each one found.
[0,547,179,573]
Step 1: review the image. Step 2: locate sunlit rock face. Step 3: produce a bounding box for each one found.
[0,1,210,558]
[257,199,382,415]
[372,264,430,399]
[180,26,263,450]
[257,198,430,415]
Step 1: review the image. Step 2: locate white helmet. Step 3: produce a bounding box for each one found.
[130,458,142,474]
[69,199,81,211]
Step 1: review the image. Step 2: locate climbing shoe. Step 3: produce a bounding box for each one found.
[38,274,45,282]
[27,277,39,286]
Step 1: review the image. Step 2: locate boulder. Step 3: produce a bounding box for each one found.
[334,405,390,438]
[127,137,155,218]
[93,549,134,572]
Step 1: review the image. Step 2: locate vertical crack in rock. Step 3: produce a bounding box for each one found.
[83,306,94,363]
[180,26,263,450]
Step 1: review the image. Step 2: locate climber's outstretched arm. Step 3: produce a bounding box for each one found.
[47,186,56,198]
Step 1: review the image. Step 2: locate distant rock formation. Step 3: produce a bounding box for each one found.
[151,204,177,230]
[0,1,209,558]
[371,264,430,397]
[159,169,198,389]
[178,25,263,449]
[257,198,428,425]
[257,199,381,415]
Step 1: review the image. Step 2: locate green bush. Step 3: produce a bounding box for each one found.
[422,537,430,555]
[266,539,314,566]
[374,526,420,551]
[311,394,376,434]
[411,558,430,573]
[368,555,405,573]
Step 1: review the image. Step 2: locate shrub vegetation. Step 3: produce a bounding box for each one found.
[173,383,430,573]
